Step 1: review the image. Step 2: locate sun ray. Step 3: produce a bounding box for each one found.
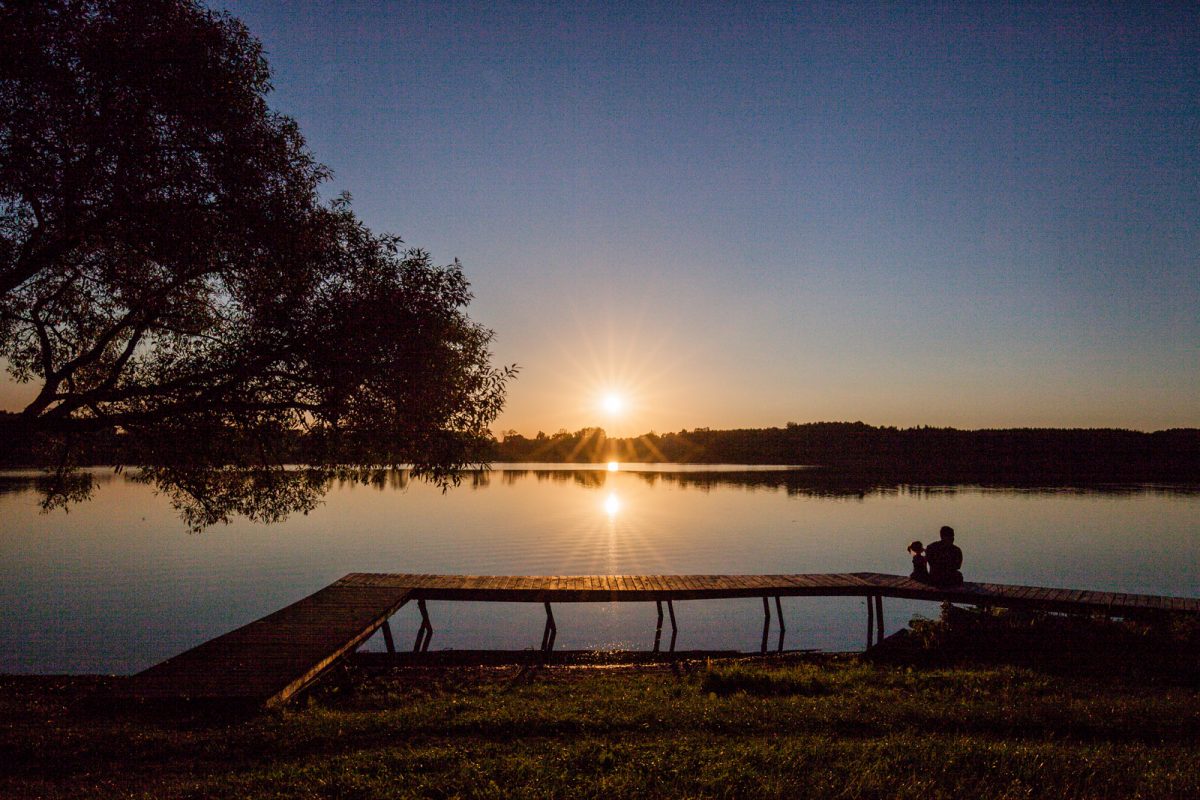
[536,299,696,438]
[564,427,605,462]
[633,433,669,462]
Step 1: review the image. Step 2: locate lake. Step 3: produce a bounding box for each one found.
[1,465,1197,674]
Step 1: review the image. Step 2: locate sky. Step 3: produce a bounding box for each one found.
[4,1,1198,435]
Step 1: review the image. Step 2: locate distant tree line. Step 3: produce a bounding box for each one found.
[490,422,1200,482]
[6,417,1196,484]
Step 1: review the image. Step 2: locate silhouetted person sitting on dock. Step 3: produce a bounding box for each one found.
[925,525,963,588]
[907,540,930,582]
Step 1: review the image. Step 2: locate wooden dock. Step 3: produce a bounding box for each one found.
[126,572,1200,707]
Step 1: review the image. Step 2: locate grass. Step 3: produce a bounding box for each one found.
[3,610,1199,799]
[3,647,1200,800]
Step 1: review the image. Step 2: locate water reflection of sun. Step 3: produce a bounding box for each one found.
[603,491,621,517]
[537,472,674,575]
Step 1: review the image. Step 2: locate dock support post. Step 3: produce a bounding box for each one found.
[866,593,875,650]
[775,595,786,653]
[760,596,771,653]
[667,599,678,653]
[653,600,664,652]
[381,618,396,655]
[413,599,433,652]
[874,594,884,645]
[540,601,557,654]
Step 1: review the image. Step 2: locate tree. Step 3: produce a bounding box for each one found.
[0,0,514,527]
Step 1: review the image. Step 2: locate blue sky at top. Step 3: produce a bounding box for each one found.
[4,1,1196,432]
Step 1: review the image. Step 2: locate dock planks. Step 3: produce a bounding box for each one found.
[126,582,411,707]
[128,572,1199,707]
[337,572,1200,615]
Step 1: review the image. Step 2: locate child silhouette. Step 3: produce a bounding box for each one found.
[908,540,930,583]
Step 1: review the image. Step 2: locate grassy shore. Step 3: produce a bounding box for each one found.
[3,612,1199,799]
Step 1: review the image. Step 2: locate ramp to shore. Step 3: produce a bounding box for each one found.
[127,582,412,707]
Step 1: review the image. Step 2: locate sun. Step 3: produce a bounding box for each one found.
[601,392,625,416]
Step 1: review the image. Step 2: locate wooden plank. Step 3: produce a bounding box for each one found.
[1039,588,1068,607]
[1114,590,1142,610]
[1009,584,1041,603]
[752,575,779,591]
[126,583,412,706]
[1136,592,1166,611]
[1024,586,1053,603]
[1062,589,1088,606]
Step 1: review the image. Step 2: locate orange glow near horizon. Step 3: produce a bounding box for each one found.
[517,316,687,438]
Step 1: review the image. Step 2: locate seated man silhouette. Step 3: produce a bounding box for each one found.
[924,525,963,588]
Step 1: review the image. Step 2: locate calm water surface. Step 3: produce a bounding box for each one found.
[1,465,1197,674]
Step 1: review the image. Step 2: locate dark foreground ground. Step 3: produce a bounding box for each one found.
[3,610,1199,799]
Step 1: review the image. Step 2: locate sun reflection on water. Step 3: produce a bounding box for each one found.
[603,492,621,518]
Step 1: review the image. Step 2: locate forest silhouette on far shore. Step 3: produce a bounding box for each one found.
[489,422,1200,484]
[8,418,1197,485]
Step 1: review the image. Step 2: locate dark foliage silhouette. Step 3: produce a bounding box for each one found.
[0,0,513,527]
[491,422,1199,483]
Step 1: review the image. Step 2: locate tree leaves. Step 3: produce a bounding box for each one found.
[0,0,513,528]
